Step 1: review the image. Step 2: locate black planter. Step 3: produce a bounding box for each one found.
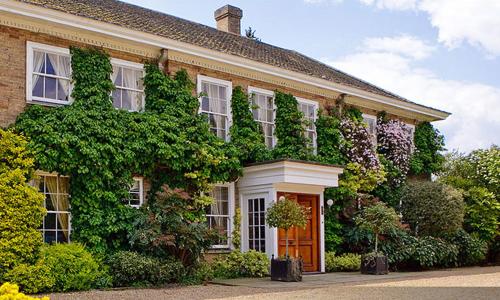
[270,257,303,282]
[361,255,388,275]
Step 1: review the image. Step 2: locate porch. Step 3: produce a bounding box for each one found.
[238,159,343,273]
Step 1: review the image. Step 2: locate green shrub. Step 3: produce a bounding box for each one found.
[0,282,49,300]
[39,243,104,292]
[107,251,185,287]
[3,263,55,294]
[212,250,269,279]
[402,181,464,236]
[380,229,458,269]
[0,129,45,279]
[445,229,487,266]
[325,252,361,272]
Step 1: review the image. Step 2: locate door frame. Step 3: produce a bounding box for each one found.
[273,183,325,273]
[277,192,320,272]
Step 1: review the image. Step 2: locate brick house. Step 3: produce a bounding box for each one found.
[0,0,449,272]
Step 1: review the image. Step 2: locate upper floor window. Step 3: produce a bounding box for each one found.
[298,98,318,150]
[123,177,144,208]
[31,172,71,243]
[362,114,377,146]
[206,184,234,249]
[111,59,144,112]
[249,87,275,149]
[197,75,232,141]
[27,42,71,105]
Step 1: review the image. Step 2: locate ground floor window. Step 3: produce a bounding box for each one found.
[123,177,144,208]
[248,197,266,252]
[206,185,231,248]
[32,173,71,243]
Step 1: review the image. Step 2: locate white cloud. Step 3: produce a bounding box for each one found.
[363,35,435,59]
[323,36,500,152]
[359,0,500,56]
[359,0,418,10]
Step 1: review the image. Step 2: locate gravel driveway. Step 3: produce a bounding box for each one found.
[46,266,500,300]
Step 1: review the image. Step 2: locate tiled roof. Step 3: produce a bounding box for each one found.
[17,0,445,112]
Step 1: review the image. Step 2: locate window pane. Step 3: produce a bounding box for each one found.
[45,77,57,99]
[33,76,44,97]
[46,53,56,75]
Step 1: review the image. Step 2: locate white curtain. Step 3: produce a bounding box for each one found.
[208,84,226,139]
[45,176,70,240]
[32,51,45,94]
[111,66,121,107]
[47,54,70,100]
[122,68,136,110]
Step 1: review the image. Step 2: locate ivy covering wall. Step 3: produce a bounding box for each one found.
[14,47,240,254]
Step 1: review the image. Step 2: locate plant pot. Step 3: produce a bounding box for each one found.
[270,257,303,282]
[361,254,388,275]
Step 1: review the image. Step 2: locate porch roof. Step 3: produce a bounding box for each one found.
[239,159,344,189]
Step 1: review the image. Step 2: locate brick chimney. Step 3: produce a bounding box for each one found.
[214,5,243,35]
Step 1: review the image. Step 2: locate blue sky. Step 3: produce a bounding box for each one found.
[124,0,500,153]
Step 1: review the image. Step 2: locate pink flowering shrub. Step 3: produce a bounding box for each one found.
[377,118,414,178]
[341,117,380,171]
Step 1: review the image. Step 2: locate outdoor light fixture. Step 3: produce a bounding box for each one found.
[326,199,334,207]
[279,196,285,201]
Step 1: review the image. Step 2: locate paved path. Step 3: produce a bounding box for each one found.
[47,266,500,300]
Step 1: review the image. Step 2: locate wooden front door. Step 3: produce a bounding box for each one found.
[277,192,319,272]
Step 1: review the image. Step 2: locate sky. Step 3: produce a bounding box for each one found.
[123,0,500,153]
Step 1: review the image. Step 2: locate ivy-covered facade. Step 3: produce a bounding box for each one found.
[0,1,450,273]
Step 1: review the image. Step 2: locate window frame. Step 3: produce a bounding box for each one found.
[124,177,144,209]
[26,41,72,105]
[33,171,72,243]
[206,182,235,249]
[362,113,378,145]
[248,86,276,149]
[110,58,145,112]
[196,75,233,141]
[296,97,319,151]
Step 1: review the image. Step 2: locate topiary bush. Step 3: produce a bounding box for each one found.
[212,250,269,279]
[325,252,361,272]
[0,129,45,279]
[401,181,464,237]
[3,263,55,294]
[39,243,105,292]
[107,251,185,287]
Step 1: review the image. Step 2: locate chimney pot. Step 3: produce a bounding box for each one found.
[214,5,243,35]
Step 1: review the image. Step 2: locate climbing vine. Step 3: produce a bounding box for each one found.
[229,86,271,164]
[316,104,346,165]
[272,91,311,160]
[14,47,241,254]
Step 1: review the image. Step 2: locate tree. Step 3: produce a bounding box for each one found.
[355,202,400,253]
[410,121,445,176]
[401,181,464,237]
[0,129,45,278]
[266,196,308,257]
[129,186,218,267]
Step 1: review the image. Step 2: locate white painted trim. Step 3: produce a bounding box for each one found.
[2,0,449,120]
[248,86,274,97]
[26,41,72,105]
[209,182,235,250]
[196,75,233,141]
[128,177,144,209]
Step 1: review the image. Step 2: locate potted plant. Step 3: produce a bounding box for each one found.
[266,196,309,282]
[355,202,400,275]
